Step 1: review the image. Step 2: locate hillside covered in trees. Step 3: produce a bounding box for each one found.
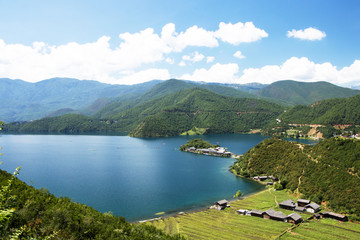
[4,87,284,137]
[231,137,360,220]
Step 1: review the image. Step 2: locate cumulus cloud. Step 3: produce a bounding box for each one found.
[180,63,240,83]
[287,27,326,41]
[161,23,218,52]
[182,51,205,62]
[215,22,268,45]
[206,56,215,63]
[238,57,360,86]
[233,50,245,59]
[0,21,268,84]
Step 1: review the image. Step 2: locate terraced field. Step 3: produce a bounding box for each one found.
[145,189,360,239]
[281,218,360,240]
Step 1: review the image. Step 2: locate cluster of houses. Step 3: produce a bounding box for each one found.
[279,199,321,213]
[184,146,232,157]
[238,208,303,224]
[214,198,347,225]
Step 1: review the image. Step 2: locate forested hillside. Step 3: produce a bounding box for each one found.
[129,88,284,137]
[279,95,360,124]
[231,137,360,220]
[4,87,284,137]
[255,80,360,105]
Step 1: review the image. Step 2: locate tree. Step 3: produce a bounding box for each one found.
[233,190,243,199]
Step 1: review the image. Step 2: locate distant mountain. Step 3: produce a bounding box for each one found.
[255,80,360,105]
[0,78,160,122]
[128,88,284,137]
[279,94,360,125]
[5,88,284,136]
[94,79,256,119]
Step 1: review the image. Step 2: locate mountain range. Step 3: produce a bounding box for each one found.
[2,77,360,123]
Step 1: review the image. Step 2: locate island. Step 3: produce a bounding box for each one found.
[180,138,233,157]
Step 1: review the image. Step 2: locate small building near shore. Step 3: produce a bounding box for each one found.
[279,199,296,210]
[215,200,228,210]
[236,209,249,215]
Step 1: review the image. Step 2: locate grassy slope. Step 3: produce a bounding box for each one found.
[146,189,360,239]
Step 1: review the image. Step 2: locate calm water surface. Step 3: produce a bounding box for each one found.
[0,134,314,221]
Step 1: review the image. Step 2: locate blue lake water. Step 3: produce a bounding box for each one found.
[0,134,316,221]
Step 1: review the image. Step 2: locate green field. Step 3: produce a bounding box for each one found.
[144,188,360,239]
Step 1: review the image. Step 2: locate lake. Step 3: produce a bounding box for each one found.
[0,134,316,221]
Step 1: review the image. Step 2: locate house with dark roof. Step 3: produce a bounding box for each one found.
[304,202,321,213]
[288,213,303,224]
[263,209,288,222]
[215,200,228,210]
[297,199,311,207]
[279,199,296,210]
[250,209,264,217]
[294,206,305,212]
[320,211,348,222]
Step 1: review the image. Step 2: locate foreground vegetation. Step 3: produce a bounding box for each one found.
[146,189,360,239]
[0,169,182,239]
[231,137,360,220]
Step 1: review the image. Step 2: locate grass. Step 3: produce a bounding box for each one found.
[180,127,207,136]
[144,188,360,239]
[280,219,360,240]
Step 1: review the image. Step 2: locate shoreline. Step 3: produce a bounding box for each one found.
[133,188,267,224]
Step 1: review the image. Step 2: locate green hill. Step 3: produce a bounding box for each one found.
[256,80,360,105]
[94,79,257,119]
[279,94,360,125]
[0,78,160,122]
[5,88,284,137]
[231,137,360,220]
[129,88,284,137]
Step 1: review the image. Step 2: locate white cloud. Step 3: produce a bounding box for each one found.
[118,68,170,85]
[180,63,240,83]
[233,50,245,59]
[206,56,215,63]
[165,57,175,64]
[215,22,268,45]
[179,61,186,67]
[182,51,205,62]
[161,23,218,52]
[287,27,326,41]
[238,57,360,86]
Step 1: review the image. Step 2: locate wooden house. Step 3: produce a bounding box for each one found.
[287,213,303,224]
[294,206,305,212]
[263,209,288,222]
[297,199,310,207]
[215,200,228,210]
[250,209,264,217]
[279,199,296,210]
[304,202,321,213]
[320,211,348,222]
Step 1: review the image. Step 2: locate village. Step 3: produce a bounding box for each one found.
[213,196,347,225]
[183,146,233,157]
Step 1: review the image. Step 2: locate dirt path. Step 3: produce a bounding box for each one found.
[269,188,278,207]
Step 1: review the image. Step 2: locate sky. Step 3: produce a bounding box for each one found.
[0,0,359,87]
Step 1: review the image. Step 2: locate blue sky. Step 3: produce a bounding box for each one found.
[0,0,359,86]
